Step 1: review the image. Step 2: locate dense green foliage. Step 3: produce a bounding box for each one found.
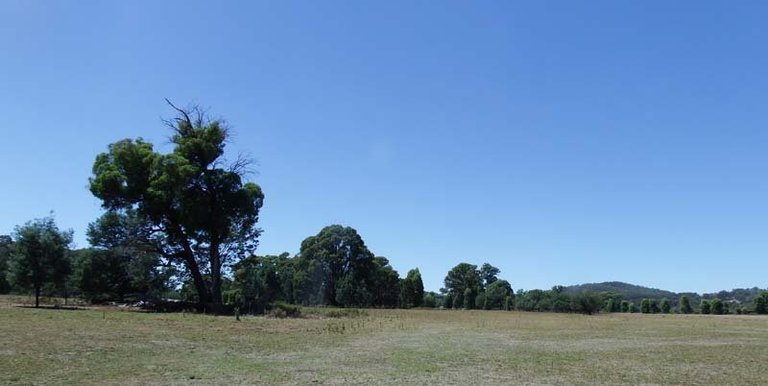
[399,269,424,308]
[571,291,603,315]
[640,298,651,314]
[754,292,768,314]
[679,296,693,314]
[700,300,711,315]
[710,298,725,315]
[484,280,513,310]
[444,263,482,307]
[7,217,72,307]
[89,103,264,307]
[291,225,401,308]
[660,298,671,314]
[0,235,12,294]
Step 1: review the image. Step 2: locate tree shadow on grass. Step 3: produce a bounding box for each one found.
[15,305,83,311]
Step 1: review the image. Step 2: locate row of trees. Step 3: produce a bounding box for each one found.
[229,225,425,310]
[4,217,768,316]
[0,216,172,307]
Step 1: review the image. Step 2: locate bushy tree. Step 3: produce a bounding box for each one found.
[79,211,172,303]
[710,298,725,315]
[604,298,615,313]
[620,300,630,313]
[571,291,602,315]
[479,263,500,288]
[660,298,671,314]
[602,292,623,313]
[649,299,660,314]
[294,225,378,307]
[640,298,651,314]
[476,292,487,310]
[700,300,711,314]
[423,292,437,308]
[754,292,768,314]
[370,257,401,308]
[89,102,264,308]
[484,280,513,310]
[628,302,638,313]
[399,268,424,308]
[679,295,693,314]
[8,217,72,307]
[444,263,481,306]
[443,293,454,309]
[234,253,294,311]
[548,286,572,312]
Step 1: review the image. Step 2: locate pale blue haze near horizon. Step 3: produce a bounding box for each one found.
[2,1,767,294]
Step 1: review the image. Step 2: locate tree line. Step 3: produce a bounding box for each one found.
[3,216,767,316]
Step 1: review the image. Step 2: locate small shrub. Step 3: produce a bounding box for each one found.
[268,302,301,318]
[323,308,368,318]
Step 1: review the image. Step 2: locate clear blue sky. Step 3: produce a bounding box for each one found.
[2,1,767,294]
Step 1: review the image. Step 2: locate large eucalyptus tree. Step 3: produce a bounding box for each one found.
[89,102,264,308]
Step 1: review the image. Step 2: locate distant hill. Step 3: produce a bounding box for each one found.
[564,281,680,305]
[563,281,766,308]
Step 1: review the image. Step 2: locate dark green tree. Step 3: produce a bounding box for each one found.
[604,298,615,313]
[444,263,481,307]
[8,217,72,307]
[700,299,711,314]
[80,211,172,302]
[649,299,660,314]
[234,253,294,311]
[370,257,400,308]
[660,298,671,314]
[484,280,513,310]
[754,292,768,314]
[571,291,603,315]
[89,103,264,308]
[443,293,454,309]
[294,225,377,307]
[399,268,424,308]
[679,295,693,314]
[479,263,500,288]
[620,300,630,313]
[640,298,651,314]
[548,286,572,312]
[423,292,437,308]
[0,235,12,294]
[710,298,725,315]
[477,292,488,310]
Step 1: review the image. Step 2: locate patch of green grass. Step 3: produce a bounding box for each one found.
[2,297,768,385]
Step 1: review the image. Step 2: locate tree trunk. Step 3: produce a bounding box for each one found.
[185,254,210,305]
[210,246,222,305]
[35,285,40,308]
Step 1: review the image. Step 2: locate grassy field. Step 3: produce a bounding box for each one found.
[1,297,768,385]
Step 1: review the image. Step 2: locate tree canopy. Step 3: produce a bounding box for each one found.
[89,102,264,308]
[8,217,72,307]
[294,225,383,307]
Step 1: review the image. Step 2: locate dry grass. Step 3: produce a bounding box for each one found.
[1,297,767,385]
